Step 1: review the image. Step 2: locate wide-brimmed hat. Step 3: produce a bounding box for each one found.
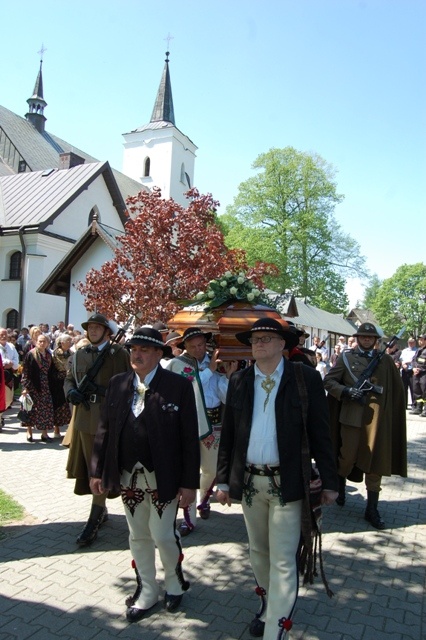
[152,321,168,333]
[353,323,381,338]
[81,313,112,333]
[126,327,172,356]
[236,318,299,350]
[177,327,213,350]
[286,320,309,339]
[165,331,182,345]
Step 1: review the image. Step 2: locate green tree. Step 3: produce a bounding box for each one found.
[221,147,366,313]
[361,274,382,309]
[372,263,426,337]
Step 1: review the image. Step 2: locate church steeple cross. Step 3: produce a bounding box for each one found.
[37,43,47,61]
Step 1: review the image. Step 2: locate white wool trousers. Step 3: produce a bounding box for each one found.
[121,468,188,609]
[242,473,302,640]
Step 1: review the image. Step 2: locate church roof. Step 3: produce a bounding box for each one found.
[0,161,128,229]
[0,104,144,199]
[150,51,175,125]
[38,221,123,297]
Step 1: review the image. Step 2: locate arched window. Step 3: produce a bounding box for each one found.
[180,163,185,183]
[6,309,19,330]
[9,251,22,279]
[144,157,150,177]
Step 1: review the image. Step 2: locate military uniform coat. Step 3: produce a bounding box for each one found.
[323,349,407,478]
[64,343,131,435]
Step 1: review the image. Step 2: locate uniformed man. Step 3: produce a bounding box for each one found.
[324,323,407,529]
[64,313,131,546]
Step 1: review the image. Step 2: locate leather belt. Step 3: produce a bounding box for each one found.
[207,406,221,425]
[245,464,280,477]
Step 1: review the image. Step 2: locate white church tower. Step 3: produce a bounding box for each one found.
[122,51,197,207]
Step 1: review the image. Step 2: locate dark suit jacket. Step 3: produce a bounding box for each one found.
[91,366,200,503]
[217,358,338,502]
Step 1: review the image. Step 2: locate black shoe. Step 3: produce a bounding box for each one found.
[76,506,108,546]
[27,436,34,443]
[249,617,265,637]
[179,522,194,537]
[126,604,156,623]
[164,593,183,612]
[41,434,53,442]
[198,506,210,520]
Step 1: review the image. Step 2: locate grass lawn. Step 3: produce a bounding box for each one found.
[0,489,25,538]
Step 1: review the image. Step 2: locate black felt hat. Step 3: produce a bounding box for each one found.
[236,318,299,350]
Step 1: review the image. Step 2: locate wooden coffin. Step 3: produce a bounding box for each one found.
[167,301,282,361]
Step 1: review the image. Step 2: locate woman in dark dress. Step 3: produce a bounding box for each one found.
[21,334,56,443]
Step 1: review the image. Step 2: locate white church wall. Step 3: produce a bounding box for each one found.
[68,237,116,329]
[44,176,122,239]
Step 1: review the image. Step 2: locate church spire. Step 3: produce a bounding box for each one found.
[26,46,47,133]
[150,51,175,125]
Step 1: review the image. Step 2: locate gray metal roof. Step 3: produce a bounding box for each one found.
[0,104,144,200]
[38,221,123,296]
[291,298,357,336]
[151,53,175,125]
[0,161,127,228]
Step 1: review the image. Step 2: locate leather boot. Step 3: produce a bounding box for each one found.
[364,491,385,529]
[336,475,346,506]
[409,402,422,415]
[76,504,108,546]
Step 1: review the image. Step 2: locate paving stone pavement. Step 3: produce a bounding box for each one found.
[0,402,425,640]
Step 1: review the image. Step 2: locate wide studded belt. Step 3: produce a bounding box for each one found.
[245,464,280,477]
[207,406,221,425]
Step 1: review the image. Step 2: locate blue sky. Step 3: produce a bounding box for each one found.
[2,0,425,305]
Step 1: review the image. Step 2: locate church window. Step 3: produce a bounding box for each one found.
[180,163,185,184]
[6,309,19,330]
[9,251,22,280]
[144,157,150,177]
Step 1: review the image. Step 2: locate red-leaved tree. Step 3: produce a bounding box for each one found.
[75,188,277,324]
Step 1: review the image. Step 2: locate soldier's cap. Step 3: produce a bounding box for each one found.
[81,313,113,333]
[353,322,381,338]
[419,333,426,340]
[125,327,172,356]
[236,318,299,351]
[177,327,213,350]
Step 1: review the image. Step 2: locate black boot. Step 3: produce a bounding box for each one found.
[364,491,385,530]
[336,475,346,506]
[76,504,108,546]
[409,402,422,415]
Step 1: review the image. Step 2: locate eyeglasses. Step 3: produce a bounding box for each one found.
[248,335,283,345]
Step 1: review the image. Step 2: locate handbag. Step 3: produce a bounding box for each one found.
[293,362,333,598]
[17,394,34,424]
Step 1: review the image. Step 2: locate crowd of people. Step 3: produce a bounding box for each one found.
[0,313,419,639]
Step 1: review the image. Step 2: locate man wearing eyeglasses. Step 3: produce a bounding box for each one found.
[216,318,338,639]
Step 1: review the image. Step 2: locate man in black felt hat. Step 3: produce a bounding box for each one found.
[165,326,238,535]
[64,313,131,546]
[90,327,200,621]
[216,318,338,639]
